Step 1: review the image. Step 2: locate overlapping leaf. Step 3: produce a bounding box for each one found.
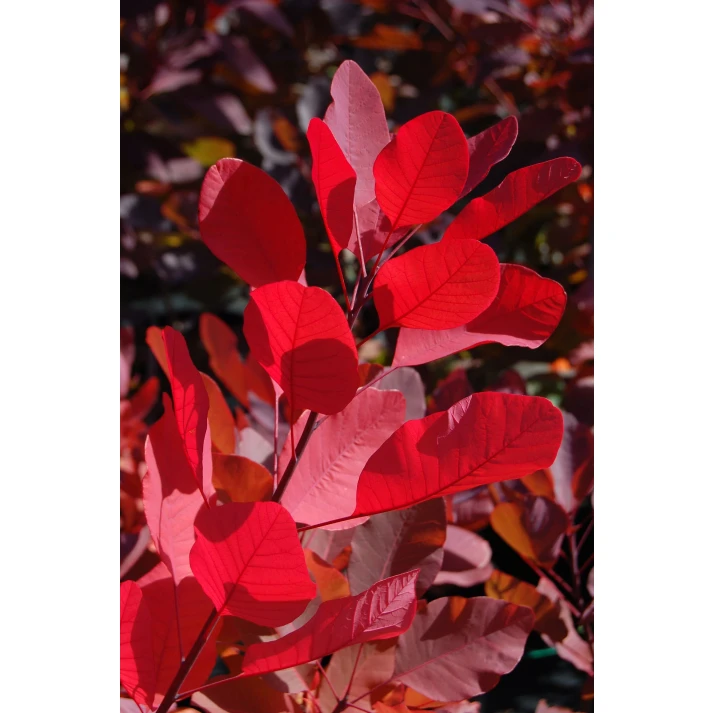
[393,264,566,367]
[190,501,316,625]
[199,158,306,286]
[353,393,564,518]
[371,239,500,331]
[242,571,419,675]
[243,281,359,415]
[458,116,518,199]
[200,313,248,407]
[433,525,493,588]
[373,111,469,229]
[306,117,357,255]
[443,158,582,242]
[277,387,405,528]
[143,394,215,583]
[162,327,211,493]
[324,60,390,209]
[348,499,446,596]
[393,597,534,700]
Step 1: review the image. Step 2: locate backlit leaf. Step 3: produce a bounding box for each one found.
[393,264,566,367]
[443,158,582,242]
[433,525,492,588]
[354,393,564,518]
[243,281,359,415]
[372,240,500,330]
[212,453,273,503]
[199,159,306,287]
[374,111,469,229]
[304,550,351,601]
[242,571,419,675]
[200,313,248,407]
[120,581,156,707]
[190,501,316,625]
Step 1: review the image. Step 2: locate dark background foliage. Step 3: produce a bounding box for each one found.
[121,1,593,710]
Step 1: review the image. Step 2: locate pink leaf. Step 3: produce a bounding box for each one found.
[354,392,563,518]
[394,597,534,700]
[443,158,582,242]
[143,394,215,583]
[348,499,446,597]
[277,388,406,528]
[376,367,427,421]
[393,264,566,367]
[137,563,219,709]
[374,111,469,229]
[120,581,156,707]
[433,525,493,588]
[459,116,518,199]
[199,159,306,287]
[162,327,211,494]
[242,571,419,675]
[372,239,500,331]
[306,118,357,255]
[324,60,391,209]
[354,199,410,262]
[243,281,359,415]
[190,501,316,626]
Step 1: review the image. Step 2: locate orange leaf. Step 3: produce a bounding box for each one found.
[490,496,568,568]
[201,374,236,454]
[212,453,273,503]
[200,313,249,407]
[352,25,423,50]
[521,470,556,500]
[146,326,169,376]
[370,72,395,113]
[485,570,567,641]
[304,550,351,601]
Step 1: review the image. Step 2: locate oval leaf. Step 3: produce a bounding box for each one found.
[190,501,316,625]
[199,158,306,286]
[324,60,391,209]
[372,239,501,331]
[200,313,249,407]
[374,111,469,229]
[354,393,564,518]
[244,281,359,415]
[394,597,534,700]
[242,571,419,676]
[278,388,406,528]
[393,264,566,367]
[307,118,357,254]
[443,158,582,242]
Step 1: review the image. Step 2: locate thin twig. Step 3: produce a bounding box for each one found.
[272,411,319,503]
[343,642,364,701]
[272,392,280,484]
[317,661,341,703]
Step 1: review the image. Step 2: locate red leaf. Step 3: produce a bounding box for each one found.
[143,394,216,583]
[393,264,566,367]
[354,393,563,518]
[324,60,391,209]
[354,199,410,262]
[190,501,316,625]
[433,525,493,588]
[372,239,500,330]
[443,158,582,242]
[199,159,306,287]
[373,111,469,229]
[242,571,419,675]
[277,388,406,528]
[348,499,446,597]
[137,564,220,709]
[162,327,210,494]
[393,597,534,700]
[306,118,357,255]
[120,581,156,707]
[459,116,518,199]
[243,281,359,415]
[201,373,237,455]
